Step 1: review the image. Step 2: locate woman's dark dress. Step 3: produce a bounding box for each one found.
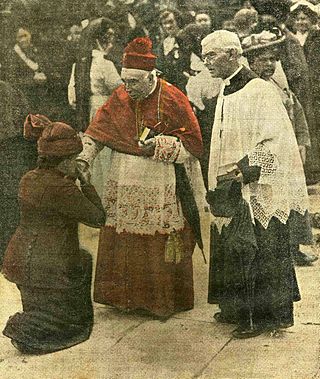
[2,168,105,353]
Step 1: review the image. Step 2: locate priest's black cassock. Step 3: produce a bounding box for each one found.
[198,66,312,331]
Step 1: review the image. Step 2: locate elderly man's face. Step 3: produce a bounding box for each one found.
[202,49,232,78]
[250,51,277,80]
[122,74,153,100]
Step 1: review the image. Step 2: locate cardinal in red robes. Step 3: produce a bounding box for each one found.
[77,36,203,318]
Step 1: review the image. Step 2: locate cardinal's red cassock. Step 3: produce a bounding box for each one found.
[79,78,203,317]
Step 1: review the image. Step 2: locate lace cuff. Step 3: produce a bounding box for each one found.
[153,135,181,163]
[77,135,104,167]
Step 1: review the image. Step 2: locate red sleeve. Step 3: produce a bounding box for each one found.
[85,88,127,146]
[85,86,145,156]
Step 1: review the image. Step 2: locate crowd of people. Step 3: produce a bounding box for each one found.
[0,0,319,354]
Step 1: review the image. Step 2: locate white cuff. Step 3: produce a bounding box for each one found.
[77,135,104,167]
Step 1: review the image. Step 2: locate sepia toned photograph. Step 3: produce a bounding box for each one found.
[0,0,319,378]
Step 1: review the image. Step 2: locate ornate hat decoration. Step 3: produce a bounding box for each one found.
[242,28,286,55]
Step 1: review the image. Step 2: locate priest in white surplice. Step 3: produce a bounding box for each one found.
[200,30,310,339]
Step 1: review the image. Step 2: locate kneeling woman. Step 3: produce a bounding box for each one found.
[2,114,106,354]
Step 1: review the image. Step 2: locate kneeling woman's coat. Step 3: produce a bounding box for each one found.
[2,115,105,354]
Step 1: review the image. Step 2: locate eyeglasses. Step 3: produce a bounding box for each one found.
[202,50,230,63]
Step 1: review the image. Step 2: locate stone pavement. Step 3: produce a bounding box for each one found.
[0,211,319,379]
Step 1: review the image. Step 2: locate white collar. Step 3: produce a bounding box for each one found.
[146,75,158,97]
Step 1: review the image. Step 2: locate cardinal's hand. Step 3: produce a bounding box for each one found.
[139,137,156,156]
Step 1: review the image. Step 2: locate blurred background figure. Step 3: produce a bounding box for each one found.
[289,1,320,185]
[130,0,161,47]
[290,1,318,45]
[221,18,237,32]
[37,20,76,124]
[157,9,189,91]
[194,9,213,34]
[68,23,83,45]
[176,23,208,76]
[242,0,254,9]
[0,79,37,268]
[233,8,258,40]
[70,17,121,130]
[251,0,317,184]
[6,25,47,114]
[180,22,221,113]
[102,0,147,71]
[67,22,83,64]
[69,17,122,196]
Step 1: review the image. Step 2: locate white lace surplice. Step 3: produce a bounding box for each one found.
[102,151,185,235]
[208,77,309,229]
[78,134,204,235]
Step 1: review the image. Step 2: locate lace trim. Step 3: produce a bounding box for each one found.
[248,143,308,228]
[250,185,308,229]
[102,179,185,235]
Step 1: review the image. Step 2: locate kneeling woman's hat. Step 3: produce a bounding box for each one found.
[23,114,83,157]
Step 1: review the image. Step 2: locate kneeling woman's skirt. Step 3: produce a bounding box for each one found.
[3,252,93,354]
